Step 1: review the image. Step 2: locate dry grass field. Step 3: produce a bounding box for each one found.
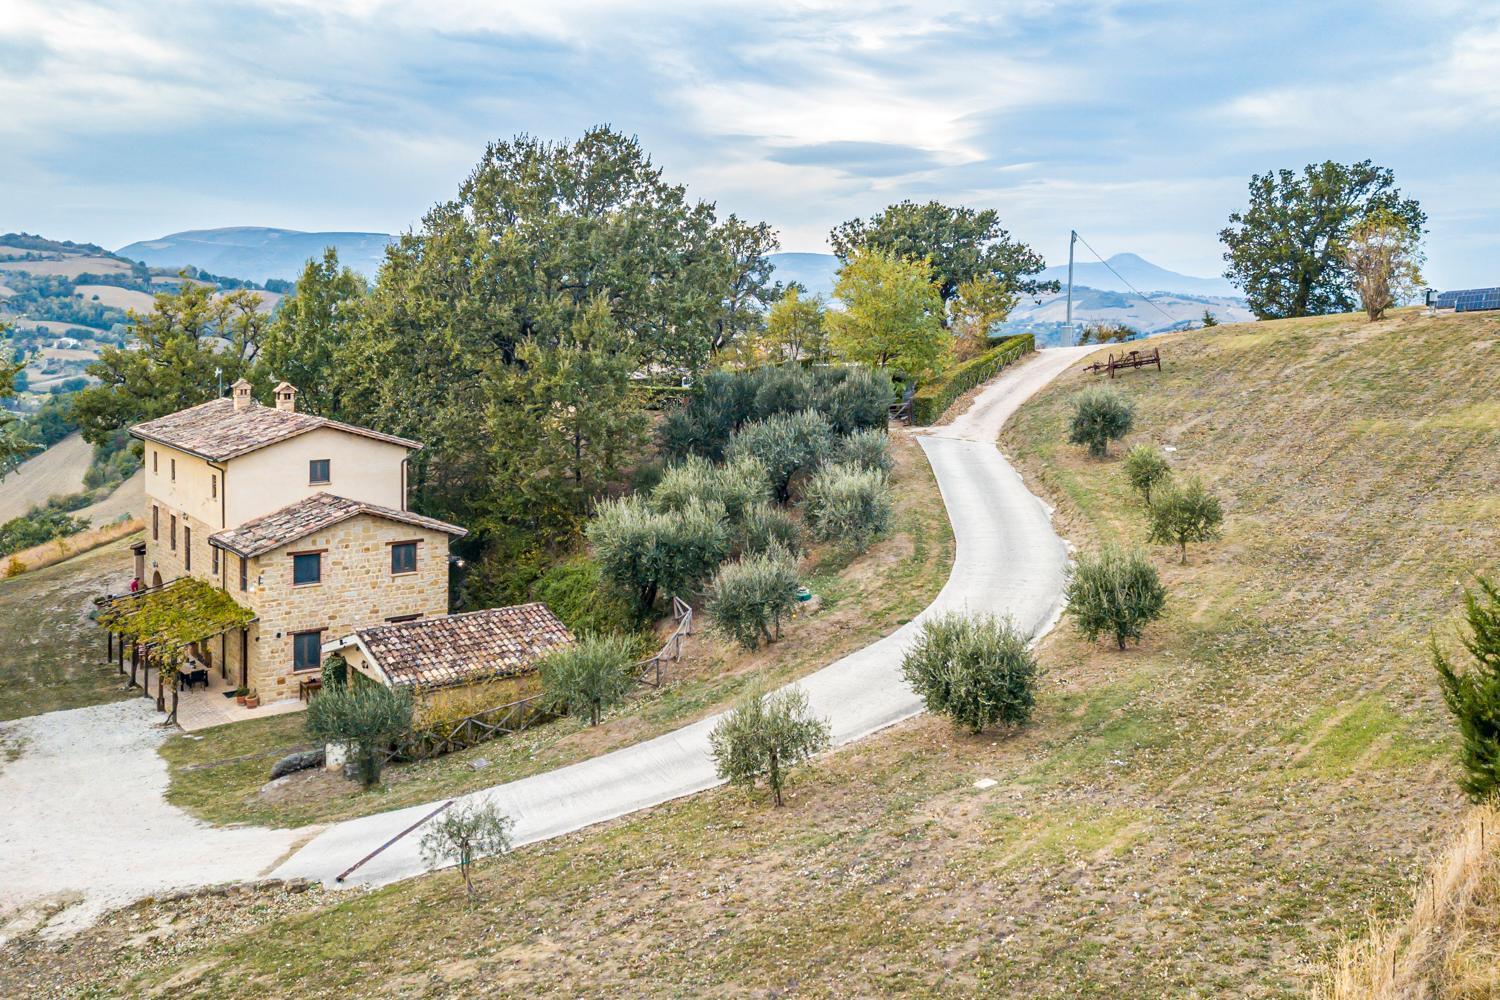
[2,309,1497,998]
[0,433,92,521]
[73,283,156,312]
[0,256,129,278]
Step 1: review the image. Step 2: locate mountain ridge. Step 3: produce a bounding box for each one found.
[116,226,394,283]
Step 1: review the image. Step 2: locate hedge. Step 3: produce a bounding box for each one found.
[910,334,1035,424]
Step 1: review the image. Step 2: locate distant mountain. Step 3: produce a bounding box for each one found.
[116,227,394,283]
[1005,286,1254,340]
[1037,252,1238,298]
[767,252,840,300]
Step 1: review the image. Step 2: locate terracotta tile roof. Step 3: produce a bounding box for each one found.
[130,397,422,462]
[347,604,575,688]
[208,492,467,558]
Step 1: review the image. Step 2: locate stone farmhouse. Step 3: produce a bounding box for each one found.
[126,378,467,708]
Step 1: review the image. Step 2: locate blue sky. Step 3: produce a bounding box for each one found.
[2,0,1497,286]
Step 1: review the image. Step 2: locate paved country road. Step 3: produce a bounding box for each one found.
[270,345,1095,890]
[0,346,1091,935]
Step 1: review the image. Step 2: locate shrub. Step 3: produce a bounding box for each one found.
[1123,444,1172,505]
[802,463,892,549]
[658,369,757,462]
[736,501,804,558]
[321,654,348,690]
[539,633,638,726]
[709,686,831,806]
[837,427,894,474]
[706,550,801,650]
[727,410,835,503]
[813,366,895,435]
[587,496,731,617]
[900,613,1038,733]
[419,799,513,900]
[1064,546,1167,650]
[1067,386,1135,458]
[530,556,637,637]
[910,334,1034,424]
[750,364,815,419]
[1432,577,1500,802]
[304,681,414,787]
[0,507,89,558]
[650,454,770,524]
[4,556,23,578]
[1147,477,1224,563]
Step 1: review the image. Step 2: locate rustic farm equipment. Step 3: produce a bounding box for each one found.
[1082,347,1162,378]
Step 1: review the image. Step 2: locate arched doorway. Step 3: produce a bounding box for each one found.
[151,570,162,589]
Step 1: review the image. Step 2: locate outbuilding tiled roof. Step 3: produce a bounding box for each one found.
[208,492,466,558]
[130,397,422,461]
[345,604,576,689]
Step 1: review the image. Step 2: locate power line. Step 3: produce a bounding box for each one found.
[1071,232,1182,326]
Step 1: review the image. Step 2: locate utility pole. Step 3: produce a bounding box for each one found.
[1065,230,1077,347]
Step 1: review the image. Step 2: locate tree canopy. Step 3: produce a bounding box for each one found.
[1220,160,1425,319]
[829,199,1056,306]
[827,249,946,377]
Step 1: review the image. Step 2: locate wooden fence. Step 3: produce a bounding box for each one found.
[382,597,695,764]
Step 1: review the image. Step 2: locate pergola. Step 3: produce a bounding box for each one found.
[97,578,256,724]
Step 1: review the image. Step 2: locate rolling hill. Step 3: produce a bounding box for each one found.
[116,227,394,283]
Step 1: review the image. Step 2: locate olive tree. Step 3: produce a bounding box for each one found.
[727,410,835,503]
[1064,546,1167,650]
[540,633,638,726]
[587,495,731,616]
[837,427,893,474]
[1123,444,1172,505]
[801,463,892,548]
[1147,477,1224,563]
[305,681,414,787]
[1068,387,1135,458]
[650,454,769,524]
[706,549,801,650]
[900,613,1037,733]
[419,799,514,901]
[709,686,831,806]
[1432,578,1500,802]
[735,501,804,558]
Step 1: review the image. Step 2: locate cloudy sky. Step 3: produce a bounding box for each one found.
[2,0,1497,285]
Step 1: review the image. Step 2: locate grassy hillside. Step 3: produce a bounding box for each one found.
[4,309,1498,997]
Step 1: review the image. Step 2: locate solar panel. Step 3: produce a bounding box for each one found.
[1432,287,1500,312]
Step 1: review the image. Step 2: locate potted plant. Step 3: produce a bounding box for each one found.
[235,686,249,706]
[245,690,260,709]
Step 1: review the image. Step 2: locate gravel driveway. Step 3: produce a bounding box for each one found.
[0,699,301,940]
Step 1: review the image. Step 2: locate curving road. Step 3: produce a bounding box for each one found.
[270,346,1093,889]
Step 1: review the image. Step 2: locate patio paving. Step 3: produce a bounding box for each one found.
[133,660,306,732]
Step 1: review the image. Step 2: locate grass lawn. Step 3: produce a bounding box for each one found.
[8,310,1498,997]
[159,429,955,829]
[0,533,139,722]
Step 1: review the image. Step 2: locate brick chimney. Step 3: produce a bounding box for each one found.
[231,378,254,412]
[274,381,298,413]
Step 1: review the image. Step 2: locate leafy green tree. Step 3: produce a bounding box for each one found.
[709,686,831,806]
[587,495,731,617]
[950,275,1020,359]
[1432,578,1500,802]
[727,410,835,503]
[258,248,367,418]
[711,215,780,354]
[1147,477,1224,563]
[1123,444,1172,505]
[72,282,271,448]
[1200,309,1219,328]
[900,613,1038,733]
[305,681,414,787]
[801,463,892,548]
[1067,387,1135,458]
[420,800,514,900]
[1220,160,1425,319]
[1343,208,1426,321]
[1078,321,1137,345]
[759,286,827,363]
[829,200,1056,306]
[530,556,638,637]
[827,249,946,377]
[540,633,637,726]
[1065,546,1167,650]
[0,327,36,480]
[486,301,651,545]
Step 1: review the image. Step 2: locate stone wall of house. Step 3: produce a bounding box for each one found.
[243,516,451,702]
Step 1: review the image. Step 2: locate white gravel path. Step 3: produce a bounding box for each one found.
[271,345,1094,890]
[0,699,301,940]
